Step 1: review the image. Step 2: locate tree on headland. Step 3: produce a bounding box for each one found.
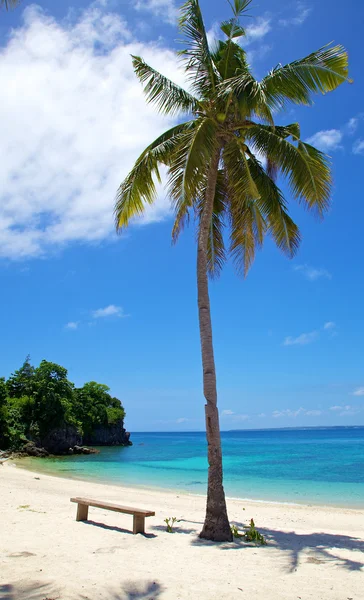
[0,358,127,450]
[114,0,350,541]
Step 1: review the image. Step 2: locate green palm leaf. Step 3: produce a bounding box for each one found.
[179,0,219,96]
[246,125,331,217]
[195,170,228,277]
[115,122,194,231]
[247,156,301,257]
[261,44,351,109]
[132,56,199,116]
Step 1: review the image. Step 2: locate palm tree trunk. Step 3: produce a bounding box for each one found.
[198,146,232,542]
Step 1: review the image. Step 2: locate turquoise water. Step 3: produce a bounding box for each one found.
[20,428,364,507]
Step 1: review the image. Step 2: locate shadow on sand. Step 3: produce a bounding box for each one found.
[190,524,364,572]
[0,580,163,600]
[81,520,157,538]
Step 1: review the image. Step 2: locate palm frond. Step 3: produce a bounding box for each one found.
[248,156,301,256]
[179,0,219,96]
[261,44,351,109]
[220,74,274,124]
[246,125,332,217]
[194,170,228,277]
[115,122,194,231]
[169,118,219,240]
[132,56,199,116]
[229,198,266,276]
[223,137,260,201]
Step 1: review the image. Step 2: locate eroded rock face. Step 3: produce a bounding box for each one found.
[84,420,132,446]
[22,442,49,457]
[40,423,82,454]
[19,419,131,456]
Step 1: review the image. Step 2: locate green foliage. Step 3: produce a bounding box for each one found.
[164,517,179,533]
[115,0,350,277]
[230,524,243,538]
[0,358,127,450]
[243,519,267,545]
[231,518,267,545]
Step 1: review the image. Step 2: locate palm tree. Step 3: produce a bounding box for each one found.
[114,0,350,541]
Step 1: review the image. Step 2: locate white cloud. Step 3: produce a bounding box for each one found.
[353,139,364,155]
[279,2,312,27]
[330,404,362,416]
[0,2,187,260]
[245,17,271,44]
[65,321,79,330]
[134,0,178,25]
[92,304,125,318]
[294,264,332,281]
[176,417,188,423]
[347,117,359,134]
[324,321,336,330]
[353,387,364,397]
[273,407,321,418]
[221,409,234,416]
[232,414,250,422]
[283,331,318,346]
[306,129,343,152]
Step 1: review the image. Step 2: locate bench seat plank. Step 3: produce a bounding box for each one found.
[70,497,155,517]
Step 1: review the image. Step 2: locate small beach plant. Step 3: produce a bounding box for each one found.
[243,519,267,545]
[164,517,178,533]
[114,0,350,541]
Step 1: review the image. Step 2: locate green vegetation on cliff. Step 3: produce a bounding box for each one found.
[0,357,126,450]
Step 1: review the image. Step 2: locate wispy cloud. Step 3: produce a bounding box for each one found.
[272,407,322,418]
[330,404,362,416]
[347,117,359,134]
[283,322,337,346]
[307,115,363,155]
[92,304,125,318]
[134,0,178,25]
[353,139,364,155]
[65,321,79,330]
[176,417,188,423]
[353,387,364,397]
[232,414,250,422]
[283,331,318,346]
[279,2,312,27]
[294,264,332,281]
[245,17,271,44]
[221,409,234,416]
[306,129,343,152]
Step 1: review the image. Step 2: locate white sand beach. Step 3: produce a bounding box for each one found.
[1,461,363,600]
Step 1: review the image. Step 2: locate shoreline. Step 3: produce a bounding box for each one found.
[12,455,364,512]
[1,461,363,599]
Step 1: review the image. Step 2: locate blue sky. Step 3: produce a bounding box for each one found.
[0,0,363,431]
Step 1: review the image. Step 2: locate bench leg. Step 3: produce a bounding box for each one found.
[133,515,145,534]
[76,503,89,521]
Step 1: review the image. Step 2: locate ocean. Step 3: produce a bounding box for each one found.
[19,427,364,508]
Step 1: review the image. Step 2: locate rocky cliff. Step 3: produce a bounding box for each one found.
[84,419,131,446]
[22,419,131,456]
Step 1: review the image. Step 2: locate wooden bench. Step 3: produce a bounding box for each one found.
[70,497,155,534]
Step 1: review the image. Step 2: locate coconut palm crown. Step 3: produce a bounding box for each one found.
[115,0,350,541]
